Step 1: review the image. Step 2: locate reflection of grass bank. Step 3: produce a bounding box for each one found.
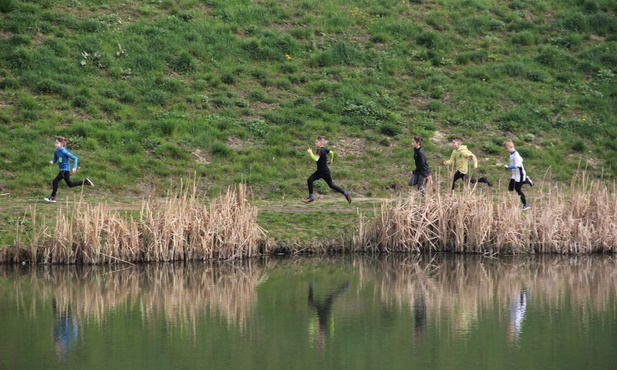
[354,175,616,254]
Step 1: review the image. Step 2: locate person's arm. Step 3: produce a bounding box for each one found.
[443,150,454,165]
[328,150,334,164]
[420,149,428,171]
[307,148,319,162]
[462,148,478,168]
[64,149,79,170]
[505,152,522,170]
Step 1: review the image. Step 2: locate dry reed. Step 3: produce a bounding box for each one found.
[352,175,617,254]
[4,183,264,264]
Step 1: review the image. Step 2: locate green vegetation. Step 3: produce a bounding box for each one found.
[1,0,615,198]
[0,0,616,249]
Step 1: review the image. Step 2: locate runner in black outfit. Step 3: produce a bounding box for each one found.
[408,135,431,197]
[303,136,352,204]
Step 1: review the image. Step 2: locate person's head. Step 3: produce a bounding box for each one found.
[55,136,67,149]
[503,139,515,152]
[451,138,462,149]
[315,136,328,148]
[412,136,422,149]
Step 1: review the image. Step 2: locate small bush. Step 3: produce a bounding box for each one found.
[483,142,501,155]
[426,101,442,112]
[522,133,535,142]
[572,140,587,153]
[221,72,236,85]
[512,31,537,46]
[0,0,15,13]
[154,143,191,160]
[169,51,196,73]
[211,142,234,157]
[416,31,442,49]
[379,123,402,137]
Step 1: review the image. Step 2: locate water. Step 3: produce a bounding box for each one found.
[1,255,616,370]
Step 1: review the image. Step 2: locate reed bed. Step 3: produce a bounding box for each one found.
[3,183,264,264]
[352,175,617,254]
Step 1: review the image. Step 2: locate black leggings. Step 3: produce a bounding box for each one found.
[307,171,345,195]
[51,171,84,197]
[509,179,526,206]
[451,171,489,190]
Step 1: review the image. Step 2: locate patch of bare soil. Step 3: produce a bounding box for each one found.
[334,138,367,157]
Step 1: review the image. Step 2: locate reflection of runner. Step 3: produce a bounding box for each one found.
[53,298,79,360]
[508,290,527,341]
[308,282,349,351]
[413,293,427,343]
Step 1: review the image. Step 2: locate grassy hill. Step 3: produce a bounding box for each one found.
[0,0,616,203]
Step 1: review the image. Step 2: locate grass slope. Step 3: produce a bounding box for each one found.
[0,0,616,204]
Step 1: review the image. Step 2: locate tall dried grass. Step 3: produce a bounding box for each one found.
[4,183,264,264]
[352,175,617,254]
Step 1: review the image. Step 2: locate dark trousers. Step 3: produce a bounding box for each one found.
[408,173,427,197]
[509,179,527,206]
[51,171,84,197]
[451,171,489,190]
[307,171,345,195]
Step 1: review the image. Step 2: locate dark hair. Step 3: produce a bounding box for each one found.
[413,136,423,145]
[56,136,67,147]
[316,136,327,142]
[452,137,463,144]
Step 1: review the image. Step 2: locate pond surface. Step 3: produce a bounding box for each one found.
[1,255,616,370]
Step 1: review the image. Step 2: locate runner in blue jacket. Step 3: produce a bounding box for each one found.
[44,136,94,203]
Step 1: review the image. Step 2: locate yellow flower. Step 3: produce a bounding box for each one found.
[285,54,291,60]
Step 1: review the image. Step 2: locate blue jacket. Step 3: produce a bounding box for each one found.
[53,148,78,172]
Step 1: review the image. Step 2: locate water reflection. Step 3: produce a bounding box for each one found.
[52,298,79,361]
[508,289,527,342]
[2,256,615,332]
[352,255,617,337]
[308,281,350,351]
[1,255,616,370]
[2,261,268,330]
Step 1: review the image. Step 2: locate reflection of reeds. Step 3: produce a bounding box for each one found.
[353,176,617,254]
[3,255,615,338]
[357,255,617,335]
[5,184,264,264]
[5,262,267,329]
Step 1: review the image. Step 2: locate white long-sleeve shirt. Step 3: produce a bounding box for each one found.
[506,150,526,182]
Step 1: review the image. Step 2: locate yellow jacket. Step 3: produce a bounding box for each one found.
[444,145,477,175]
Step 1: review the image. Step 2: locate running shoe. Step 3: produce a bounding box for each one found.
[44,197,56,203]
[479,176,492,187]
[84,178,95,187]
[524,177,533,187]
[345,192,352,204]
[302,197,314,203]
[522,204,531,211]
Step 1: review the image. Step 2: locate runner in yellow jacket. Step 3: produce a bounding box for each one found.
[443,138,490,190]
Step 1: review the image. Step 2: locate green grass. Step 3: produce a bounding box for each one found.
[0,0,615,205]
